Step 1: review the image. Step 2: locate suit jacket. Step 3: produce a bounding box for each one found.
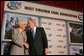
[10,28,27,55]
[26,27,48,55]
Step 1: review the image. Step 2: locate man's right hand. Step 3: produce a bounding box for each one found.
[24,43,29,48]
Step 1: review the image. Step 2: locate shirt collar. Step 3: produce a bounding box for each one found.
[34,26,36,30]
[19,28,23,32]
[31,26,36,30]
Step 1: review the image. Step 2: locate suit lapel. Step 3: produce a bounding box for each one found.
[17,28,21,37]
[18,28,27,43]
[23,31,27,43]
[29,30,34,40]
[17,28,23,42]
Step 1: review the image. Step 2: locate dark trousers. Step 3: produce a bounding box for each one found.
[29,45,37,55]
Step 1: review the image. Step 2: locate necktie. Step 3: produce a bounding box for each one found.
[32,29,35,39]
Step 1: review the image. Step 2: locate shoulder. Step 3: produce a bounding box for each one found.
[12,28,19,33]
[36,27,44,31]
[13,28,19,31]
[37,27,44,29]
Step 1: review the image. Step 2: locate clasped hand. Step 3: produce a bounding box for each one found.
[24,43,29,48]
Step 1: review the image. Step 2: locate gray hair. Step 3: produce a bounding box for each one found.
[28,18,36,24]
[18,20,25,25]
[13,20,26,28]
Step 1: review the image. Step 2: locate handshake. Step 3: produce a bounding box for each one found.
[24,43,29,49]
[23,43,29,55]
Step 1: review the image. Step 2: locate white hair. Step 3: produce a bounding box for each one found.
[18,20,25,25]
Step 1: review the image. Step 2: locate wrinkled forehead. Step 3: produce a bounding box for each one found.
[18,20,26,24]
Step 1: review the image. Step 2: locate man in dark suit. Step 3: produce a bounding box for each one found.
[26,18,48,55]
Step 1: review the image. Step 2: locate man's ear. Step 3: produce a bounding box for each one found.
[34,23,35,25]
[33,22,35,25]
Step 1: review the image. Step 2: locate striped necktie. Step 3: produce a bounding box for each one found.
[32,29,35,39]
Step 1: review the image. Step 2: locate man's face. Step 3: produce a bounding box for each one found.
[19,22,26,30]
[28,20,35,29]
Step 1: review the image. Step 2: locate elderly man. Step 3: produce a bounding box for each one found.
[10,20,29,55]
[26,18,48,55]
